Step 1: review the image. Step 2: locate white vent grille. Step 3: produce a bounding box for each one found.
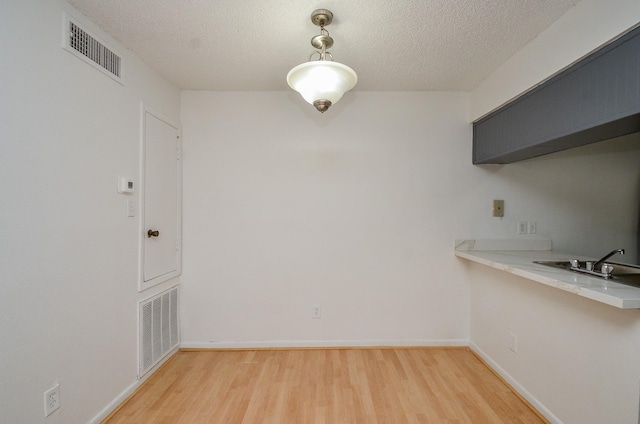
[139,286,179,377]
[63,15,124,84]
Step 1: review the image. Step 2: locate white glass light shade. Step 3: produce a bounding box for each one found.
[287,61,357,105]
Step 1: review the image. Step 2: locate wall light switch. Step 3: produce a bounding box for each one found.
[492,200,504,217]
[126,200,135,217]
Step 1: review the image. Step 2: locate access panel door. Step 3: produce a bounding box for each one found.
[141,110,181,291]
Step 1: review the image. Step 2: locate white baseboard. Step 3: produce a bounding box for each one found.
[180,338,469,349]
[88,347,179,424]
[469,342,563,424]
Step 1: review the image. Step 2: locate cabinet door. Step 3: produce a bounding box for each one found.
[140,110,181,291]
[473,25,640,164]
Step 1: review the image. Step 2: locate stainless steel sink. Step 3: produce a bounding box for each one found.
[534,260,640,288]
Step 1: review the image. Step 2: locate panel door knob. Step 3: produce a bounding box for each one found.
[147,229,160,238]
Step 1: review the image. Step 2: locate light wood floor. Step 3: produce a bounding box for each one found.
[104,348,547,424]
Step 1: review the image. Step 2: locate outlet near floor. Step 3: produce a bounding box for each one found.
[518,220,538,235]
[508,332,518,353]
[312,304,322,319]
[44,384,60,416]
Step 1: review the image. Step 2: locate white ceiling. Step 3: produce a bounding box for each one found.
[68,0,581,91]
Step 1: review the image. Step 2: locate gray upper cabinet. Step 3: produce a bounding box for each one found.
[473,25,640,164]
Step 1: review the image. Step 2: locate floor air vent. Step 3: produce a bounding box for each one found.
[139,286,179,377]
[63,15,123,84]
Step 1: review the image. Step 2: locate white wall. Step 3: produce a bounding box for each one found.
[455,133,640,262]
[0,1,180,423]
[468,264,640,424]
[3,0,639,422]
[179,90,639,423]
[466,0,640,422]
[180,91,472,347]
[459,135,640,423]
[179,9,640,424]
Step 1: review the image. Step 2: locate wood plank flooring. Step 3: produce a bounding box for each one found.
[103,348,547,424]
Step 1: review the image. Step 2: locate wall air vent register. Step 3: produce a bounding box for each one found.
[139,286,179,377]
[63,14,124,84]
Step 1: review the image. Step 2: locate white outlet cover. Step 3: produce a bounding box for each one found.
[508,332,518,353]
[44,384,60,417]
[517,220,528,235]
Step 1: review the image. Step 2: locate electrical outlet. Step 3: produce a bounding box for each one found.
[508,332,518,353]
[312,304,322,319]
[528,220,537,234]
[517,220,528,235]
[44,384,60,417]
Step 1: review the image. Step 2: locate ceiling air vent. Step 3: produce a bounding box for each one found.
[63,15,124,84]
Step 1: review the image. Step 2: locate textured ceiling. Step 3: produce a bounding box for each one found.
[67,0,581,91]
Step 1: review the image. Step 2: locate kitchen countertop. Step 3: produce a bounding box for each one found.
[455,239,640,309]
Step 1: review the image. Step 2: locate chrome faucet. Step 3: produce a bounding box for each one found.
[592,248,625,271]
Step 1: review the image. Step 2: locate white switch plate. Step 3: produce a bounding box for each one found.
[312,304,322,319]
[528,221,537,234]
[126,200,135,217]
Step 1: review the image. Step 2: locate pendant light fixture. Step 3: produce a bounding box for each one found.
[287,9,357,113]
